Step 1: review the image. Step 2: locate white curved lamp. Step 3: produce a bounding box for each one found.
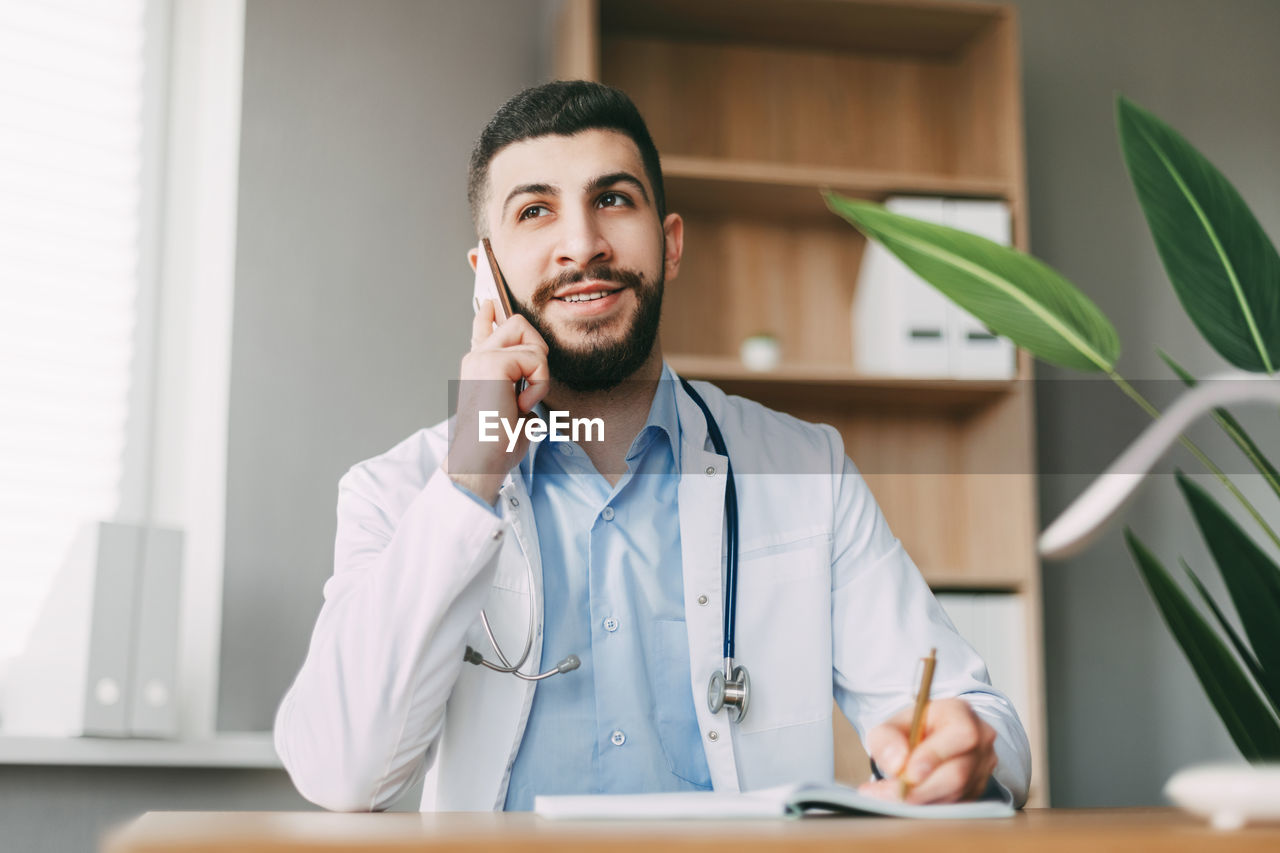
[1038,374,1280,560]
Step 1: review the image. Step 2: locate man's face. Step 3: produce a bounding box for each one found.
[473,129,683,392]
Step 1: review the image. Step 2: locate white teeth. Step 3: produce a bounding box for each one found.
[561,291,613,303]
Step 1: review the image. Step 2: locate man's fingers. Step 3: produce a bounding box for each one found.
[865,722,911,778]
[904,747,998,805]
[516,377,550,413]
[857,778,903,802]
[470,299,497,350]
[903,701,995,783]
[475,312,549,354]
[903,755,976,805]
[497,347,549,386]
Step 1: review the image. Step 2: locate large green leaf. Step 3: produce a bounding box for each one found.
[1125,528,1280,760]
[824,193,1120,372]
[1159,349,1280,502]
[1182,559,1280,717]
[1117,95,1280,373]
[1176,472,1280,682]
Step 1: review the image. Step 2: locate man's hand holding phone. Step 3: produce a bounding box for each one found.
[445,298,551,506]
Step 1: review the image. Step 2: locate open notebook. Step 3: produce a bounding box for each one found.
[535,781,1015,820]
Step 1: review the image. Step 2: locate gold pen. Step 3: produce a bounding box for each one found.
[899,647,937,800]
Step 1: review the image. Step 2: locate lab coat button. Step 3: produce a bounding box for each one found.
[705,465,716,476]
[611,730,626,746]
[601,506,615,521]
[490,528,503,541]
[708,731,719,742]
[508,496,519,508]
[603,617,619,632]
[696,594,708,606]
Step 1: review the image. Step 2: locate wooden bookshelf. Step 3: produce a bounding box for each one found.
[555,0,1046,806]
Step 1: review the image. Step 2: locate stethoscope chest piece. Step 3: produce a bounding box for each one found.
[707,661,750,723]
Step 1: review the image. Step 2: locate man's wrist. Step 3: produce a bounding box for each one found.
[445,469,504,506]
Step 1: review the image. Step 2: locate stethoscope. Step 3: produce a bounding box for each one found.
[463,378,751,723]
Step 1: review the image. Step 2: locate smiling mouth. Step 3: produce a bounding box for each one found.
[557,289,620,303]
[552,281,625,304]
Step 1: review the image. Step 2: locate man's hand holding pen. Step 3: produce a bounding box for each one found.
[860,697,1000,805]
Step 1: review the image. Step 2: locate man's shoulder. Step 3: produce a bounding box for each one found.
[338,417,453,499]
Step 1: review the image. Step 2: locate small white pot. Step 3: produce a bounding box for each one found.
[1165,762,1280,829]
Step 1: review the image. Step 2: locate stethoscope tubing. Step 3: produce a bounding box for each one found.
[677,378,739,668]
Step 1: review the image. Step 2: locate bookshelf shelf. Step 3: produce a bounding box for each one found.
[668,354,1014,413]
[663,155,1013,223]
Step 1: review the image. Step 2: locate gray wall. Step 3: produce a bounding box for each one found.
[220,0,548,732]
[1008,0,1280,806]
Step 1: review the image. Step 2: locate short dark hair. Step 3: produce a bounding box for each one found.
[467,80,666,235]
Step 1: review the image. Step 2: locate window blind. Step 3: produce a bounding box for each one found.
[0,0,149,662]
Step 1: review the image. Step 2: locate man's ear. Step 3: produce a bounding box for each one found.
[467,247,479,272]
[662,213,684,282]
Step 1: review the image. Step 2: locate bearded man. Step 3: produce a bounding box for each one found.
[275,81,1031,813]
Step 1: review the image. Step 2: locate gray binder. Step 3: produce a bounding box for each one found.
[127,526,185,738]
[3,522,141,737]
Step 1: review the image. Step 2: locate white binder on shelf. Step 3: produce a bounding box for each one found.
[853,196,951,377]
[852,196,1017,379]
[945,199,1017,379]
[128,527,185,738]
[3,522,142,737]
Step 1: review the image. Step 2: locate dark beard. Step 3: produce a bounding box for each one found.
[511,263,664,393]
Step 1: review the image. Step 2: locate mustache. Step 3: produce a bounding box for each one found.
[530,264,646,308]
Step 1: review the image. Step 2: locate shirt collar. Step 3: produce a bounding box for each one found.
[517,361,682,490]
[626,361,680,465]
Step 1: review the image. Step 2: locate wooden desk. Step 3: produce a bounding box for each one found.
[104,809,1280,853]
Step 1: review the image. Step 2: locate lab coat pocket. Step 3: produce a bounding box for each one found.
[733,536,832,735]
[468,584,534,669]
[651,619,713,789]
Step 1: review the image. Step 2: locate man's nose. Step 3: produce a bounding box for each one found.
[555,206,611,269]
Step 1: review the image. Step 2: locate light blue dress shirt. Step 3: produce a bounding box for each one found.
[495,367,712,810]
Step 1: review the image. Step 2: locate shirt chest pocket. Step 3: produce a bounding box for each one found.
[731,533,833,735]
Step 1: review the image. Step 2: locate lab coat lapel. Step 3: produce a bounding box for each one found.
[492,473,544,804]
[675,380,742,792]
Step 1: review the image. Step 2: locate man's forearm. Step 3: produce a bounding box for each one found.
[275,466,507,811]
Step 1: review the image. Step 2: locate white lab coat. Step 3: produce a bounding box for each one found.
[274,378,1032,812]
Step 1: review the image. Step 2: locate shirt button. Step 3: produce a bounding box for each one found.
[601,506,615,521]
[696,594,708,606]
[708,731,719,742]
[603,617,619,632]
[611,730,626,746]
[508,496,519,508]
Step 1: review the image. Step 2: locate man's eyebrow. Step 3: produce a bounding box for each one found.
[586,171,650,205]
[502,182,558,219]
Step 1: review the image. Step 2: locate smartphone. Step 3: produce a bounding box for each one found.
[472,237,529,398]
[472,237,515,323]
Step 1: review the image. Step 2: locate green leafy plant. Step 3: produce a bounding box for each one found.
[826,94,1280,759]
